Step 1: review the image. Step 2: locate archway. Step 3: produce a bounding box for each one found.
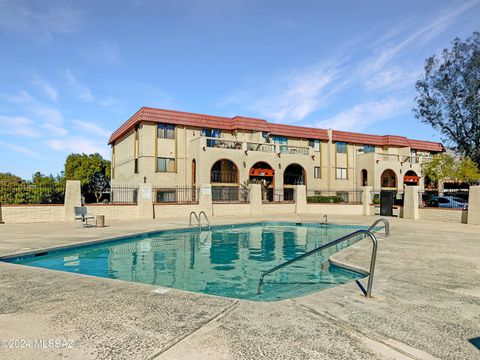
[361,169,368,187]
[210,159,239,201]
[249,161,275,201]
[380,169,397,189]
[403,170,419,186]
[283,164,306,201]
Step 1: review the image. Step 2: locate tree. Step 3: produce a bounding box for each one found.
[64,153,111,203]
[422,153,480,185]
[414,32,480,166]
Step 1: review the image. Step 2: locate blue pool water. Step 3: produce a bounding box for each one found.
[4,222,367,301]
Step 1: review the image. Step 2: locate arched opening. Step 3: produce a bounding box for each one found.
[380,169,397,189]
[403,170,419,186]
[361,169,368,187]
[283,164,306,201]
[210,159,239,202]
[249,161,275,201]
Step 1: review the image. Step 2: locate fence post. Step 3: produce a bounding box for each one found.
[249,183,263,215]
[199,184,213,216]
[362,186,373,216]
[403,185,419,220]
[467,186,480,225]
[137,183,154,219]
[64,180,81,222]
[294,185,307,214]
[0,203,4,224]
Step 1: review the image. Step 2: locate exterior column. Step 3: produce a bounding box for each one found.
[137,183,154,219]
[362,186,373,216]
[64,180,81,222]
[249,183,263,215]
[403,185,419,220]
[467,186,480,225]
[199,184,213,216]
[294,185,307,214]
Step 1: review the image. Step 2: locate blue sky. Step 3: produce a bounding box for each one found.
[1,0,479,179]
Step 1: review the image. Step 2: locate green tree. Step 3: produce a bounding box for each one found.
[422,153,480,185]
[64,153,111,203]
[414,32,480,166]
[0,172,29,204]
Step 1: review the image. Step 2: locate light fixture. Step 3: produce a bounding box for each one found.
[244,150,248,156]
[243,161,246,168]
[202,146,206,151]
[277,153,281,158]
[143,176,147,183]
[278,163,282,169]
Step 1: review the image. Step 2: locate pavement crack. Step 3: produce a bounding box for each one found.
[147,300,238,360]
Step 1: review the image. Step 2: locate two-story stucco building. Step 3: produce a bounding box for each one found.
[108,107,444,202]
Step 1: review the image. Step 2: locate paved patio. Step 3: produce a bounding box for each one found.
[0,215,479,359]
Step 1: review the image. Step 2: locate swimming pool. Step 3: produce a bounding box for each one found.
[4,222,368,301]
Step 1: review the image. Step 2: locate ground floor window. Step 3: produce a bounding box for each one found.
[157,157,175,172]
[156,190,176,203]
[336,167,347,179]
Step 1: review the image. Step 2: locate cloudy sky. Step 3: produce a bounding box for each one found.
[1,0,479,179]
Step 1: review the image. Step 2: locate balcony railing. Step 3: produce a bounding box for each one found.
[206,138,243,150]
[211,171,238,183]
[246,142,275,153]
[279,145,309,155]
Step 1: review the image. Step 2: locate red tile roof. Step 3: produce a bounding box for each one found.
[108,107,444,152]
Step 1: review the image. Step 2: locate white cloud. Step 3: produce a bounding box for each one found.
[34,106,68,136]
[32,75,58,101]
[0,0,84,41]
[47,137,109,158]
[80,41,121,66]
[73,120,111,138]
[316,98,409,132]
[99,97,118,107]
[65,69,94,102]
[2,90,34,103]
[0,140,40,158]
[0,115,40,137]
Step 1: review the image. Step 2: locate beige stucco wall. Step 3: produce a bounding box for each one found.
[307,204,363,215]
[86,205,138,221]
[419,208,463,223]
[2,205,65,224]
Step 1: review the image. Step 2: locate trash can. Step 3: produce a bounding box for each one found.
[96,215,105,227]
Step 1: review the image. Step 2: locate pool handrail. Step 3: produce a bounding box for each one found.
[198,211,211,229]
[367,218,390,237]
[189,211,200,226]
[257,229,378,297]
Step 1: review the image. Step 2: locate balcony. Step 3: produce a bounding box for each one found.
[206,138,243,150]
[246,142,275,153]
[358,152,430,165]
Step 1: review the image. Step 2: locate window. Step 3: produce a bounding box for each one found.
[156,190,176,203]
[314,167,321,179]
[309,139,320,152]
[336,142,347,154]
[157,157,175,172]
[272,136,288,144]
[158,124,175,139]
[134,159,138,173]
[364,144,375,153]
[201,128,221,138]
[336,167,347,179]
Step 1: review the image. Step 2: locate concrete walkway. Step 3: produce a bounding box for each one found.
[0,215,479,359]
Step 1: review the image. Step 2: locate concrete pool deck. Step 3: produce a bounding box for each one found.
[0,215,479,359]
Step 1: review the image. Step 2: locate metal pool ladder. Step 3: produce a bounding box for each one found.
[257,224,386,297]
[189,211,211,230]
[367,218,390,237]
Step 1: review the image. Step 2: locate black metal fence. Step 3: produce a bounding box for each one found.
[152,186,199,204]
[264,189,294,203]
[307,189,362,204]
[109,185,139,204]
[212,186,248,203]
[0,183,65,204]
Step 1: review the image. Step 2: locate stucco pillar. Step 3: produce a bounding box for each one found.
[403,186,419,220]
[64,180,81,222]
[362,186,373,216]
[249,183,263,215]
[137,183,154,219]
[199,184,213,216]
[294,185,307,214]
[467,186,480,225]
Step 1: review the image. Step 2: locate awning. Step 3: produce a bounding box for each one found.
[404,175,420,183]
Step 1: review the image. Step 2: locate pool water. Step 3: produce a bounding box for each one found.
[5,222,367,301]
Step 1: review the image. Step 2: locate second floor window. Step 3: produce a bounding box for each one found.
[309,139,320,152]
[364,144,375,153]
[272,136,288,144]
[336,142,347,154]
[336,167,347,179]
[158,124,175,139]
[157,157,175,172]
[201,128,221,138]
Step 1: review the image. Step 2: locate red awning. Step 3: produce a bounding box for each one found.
[404,175,420,183]
[249,168,275,177]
